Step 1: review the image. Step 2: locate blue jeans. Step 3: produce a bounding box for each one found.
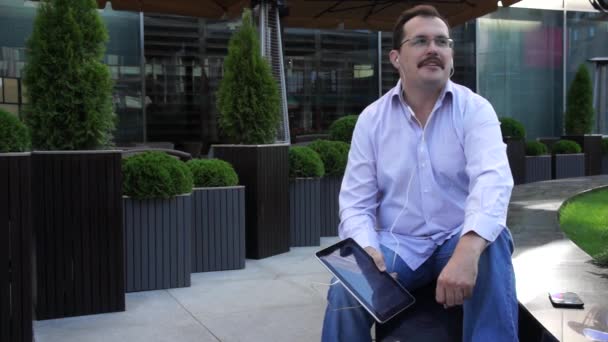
[321,229,519,342]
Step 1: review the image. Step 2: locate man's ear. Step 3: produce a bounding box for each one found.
[389,50,400,69]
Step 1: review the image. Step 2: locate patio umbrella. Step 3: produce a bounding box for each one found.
[97,0,522,30]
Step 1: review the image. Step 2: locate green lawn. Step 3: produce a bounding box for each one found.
[559,189,608,262]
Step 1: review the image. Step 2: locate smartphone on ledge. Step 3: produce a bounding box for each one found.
[548,291,584,309]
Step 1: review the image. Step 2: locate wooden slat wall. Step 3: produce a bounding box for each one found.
[0,154,32,342]
[320,175,342,237]
[214,145,290,259]
[525,156,551,183]
[123,196,192,292]
[32,152,125,320]
[192,187,245,272]
[289,178,321,246]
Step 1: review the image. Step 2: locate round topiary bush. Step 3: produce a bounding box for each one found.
[525,141,548,156]
[602,138,608,156]
[552,140,582,154]
[499,117,525,140]
[0,109,30,153]
[123,151,193,199]
[187,159,239,187]
[308,140,349,176]
[289,146,325,178]
[329,115,358,143]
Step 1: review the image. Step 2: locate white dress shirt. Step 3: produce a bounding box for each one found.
[339,80,513,271]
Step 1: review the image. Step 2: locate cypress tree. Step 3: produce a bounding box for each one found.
[216,8,280,144]
[23,0,115,150]
[565,64,595,135]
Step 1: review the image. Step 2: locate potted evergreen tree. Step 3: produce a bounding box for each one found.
[308,139,349,237]
[0,109,33,342]
[122,151,194,292]
[187,159,245,272]
[288,146,324,246]
[499,117,526,185]
[552,140,585,179]
[524,141,551,183]
[213,8,288,259]
[23,0,124,319]
[562,64,602,176]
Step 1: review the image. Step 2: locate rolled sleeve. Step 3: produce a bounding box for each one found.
[338,109,380,250]
[461,96,513,243]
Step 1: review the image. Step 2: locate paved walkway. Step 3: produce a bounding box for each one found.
[509,175,608,341]
[35,176,608,342]
[34,237,339,342]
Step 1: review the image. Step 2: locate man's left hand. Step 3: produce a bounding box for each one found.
[435,232,487,308]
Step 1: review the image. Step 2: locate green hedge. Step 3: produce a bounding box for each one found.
[123,151,193,199]
[0,109,30,153]
[187,159,238,187]
[552,140,582,154]
[308,140,349,176]
[525,141,548,156]
[602,138,608,156]
[499,117,525,140]
[329,115,358,143]
[289,146,324,178]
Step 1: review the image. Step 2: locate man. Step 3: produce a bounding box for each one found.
[321,4,518,342]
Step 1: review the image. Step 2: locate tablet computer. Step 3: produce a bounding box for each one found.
[316,238,415,323]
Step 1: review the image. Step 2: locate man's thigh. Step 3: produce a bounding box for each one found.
[379,244,434,291]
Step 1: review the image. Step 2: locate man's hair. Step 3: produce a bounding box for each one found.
[392,5,450,50]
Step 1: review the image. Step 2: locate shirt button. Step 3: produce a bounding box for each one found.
[421,162,426,168]
[423,188,429,193]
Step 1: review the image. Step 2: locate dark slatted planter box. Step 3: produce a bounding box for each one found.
[192,187,245,272]
[289,178,321,247]
[31,151,124,320]
[504,138,525,185]
[0,153,32,342]
[123,195,192,292]
[320,175,342,237]
[602,155,608,175]
[552,153,585,179]
[525,156,551,183]
[561,135,602,176]
[213,144,289,259]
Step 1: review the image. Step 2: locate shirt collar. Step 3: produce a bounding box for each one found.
[391,79,454,110]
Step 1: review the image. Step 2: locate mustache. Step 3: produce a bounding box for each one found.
[417,57,444,69]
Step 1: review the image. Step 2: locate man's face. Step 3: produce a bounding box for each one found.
[392,16,453,89]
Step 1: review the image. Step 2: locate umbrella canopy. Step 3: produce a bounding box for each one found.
[98,0,521,30]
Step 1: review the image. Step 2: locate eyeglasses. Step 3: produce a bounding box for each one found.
[400,36,454,49]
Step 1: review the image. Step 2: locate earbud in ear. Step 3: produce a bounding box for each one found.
[396,58,399,63]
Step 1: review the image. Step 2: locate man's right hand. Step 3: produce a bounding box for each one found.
[364,246,387,272]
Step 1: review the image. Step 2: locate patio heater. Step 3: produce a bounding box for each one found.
[257,0,291,143]
[588,57,608,134]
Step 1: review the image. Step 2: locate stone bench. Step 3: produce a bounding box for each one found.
[377,175,608,341]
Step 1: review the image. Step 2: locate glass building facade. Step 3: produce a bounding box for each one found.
[1,0,607,148]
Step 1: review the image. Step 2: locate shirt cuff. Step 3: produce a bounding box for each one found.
[340,226,380,251]
[462,212,505,243]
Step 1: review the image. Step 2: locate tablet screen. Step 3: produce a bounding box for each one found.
[316,238,415,323]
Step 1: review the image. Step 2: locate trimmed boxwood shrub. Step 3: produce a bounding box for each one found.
[0,109,30,152]
[329,115,358,143]
[525,141,548,156]
[499,117,525,140]
[552,140,582,155]
[187,158,239,187]
[123,151,193,199]
[602,138,608,156]
[308,140,349,176]
[289,146,324,178]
